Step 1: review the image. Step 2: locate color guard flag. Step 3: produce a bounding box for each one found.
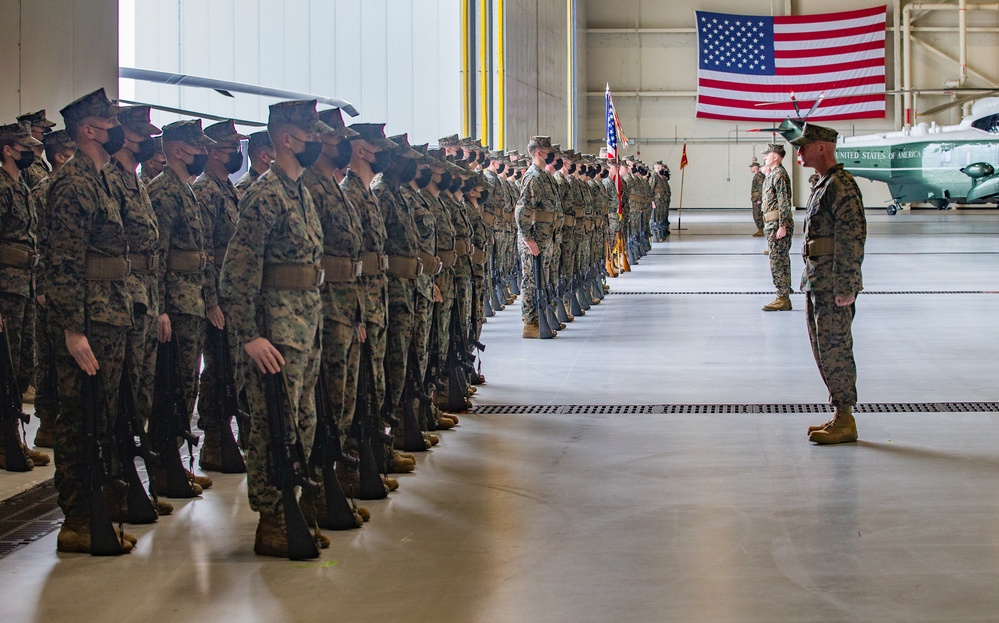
[695,5,887,122]
[680,143,689,170]
[605,83,630,160]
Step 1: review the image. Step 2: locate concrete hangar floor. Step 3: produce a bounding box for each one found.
[2,208,999,623]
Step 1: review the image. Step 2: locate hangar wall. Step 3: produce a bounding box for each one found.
[584,0,999,209]
[0,0,118,125]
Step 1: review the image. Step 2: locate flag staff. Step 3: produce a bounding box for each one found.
[676,142,688,231]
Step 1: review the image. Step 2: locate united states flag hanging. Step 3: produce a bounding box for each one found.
[695,5,887,122]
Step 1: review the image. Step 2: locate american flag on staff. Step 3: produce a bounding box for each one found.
[605,83,630,160]
[605,83,629,216]
[695,5,887,122]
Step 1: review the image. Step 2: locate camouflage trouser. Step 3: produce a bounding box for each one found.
[766,229,793,297]
[197,315,241,430]
[454,265,473,345]
[321,316,360,435]
[562,234,577,284]
[434,270,455,377]
[385,278,415,420]
[245,339,320,514]
[752,201,764,230]
[806,292,858,407]
[579,236,592,278]
[18,297,36,391]
[126,314,158,427]
[550,231,562,290]
[33,305,60,428]
[471,265,485,341]
[412,294,434,380]
[171,313,206,427]
[518,234,555,324]
[54,322,125,520]
[0,292,28,391]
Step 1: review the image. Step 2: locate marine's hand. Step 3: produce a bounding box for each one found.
[207,305,225,329]
[357,322,367,344]
[433,285,443,303]
[65,330,99,375]
[157,313,172,343]
[245,337,285,374]
[776,225,787,240]
[835,294,856,306]
[525,239,540,256]
[36,294,45,307]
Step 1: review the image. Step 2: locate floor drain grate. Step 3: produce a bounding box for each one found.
[474,403,999,415]
[0,481,62,560]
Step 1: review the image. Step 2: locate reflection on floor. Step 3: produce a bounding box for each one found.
[2,209,999,623]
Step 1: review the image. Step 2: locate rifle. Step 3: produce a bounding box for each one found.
[150,340,200,498]
[262,369,320,560]
[352,339,389,500]
[116,356,159,524]
[207,325,247,473]
[81,313,127,555]
[488,249,505,313]
[310,364,362,529]
[445,303,475,413]
[0,329,30,472]
[533,253,554,339]
[400,346,430,452]
[508,256,522,296]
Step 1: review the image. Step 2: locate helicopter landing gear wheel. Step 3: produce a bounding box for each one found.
[886,202,900,216]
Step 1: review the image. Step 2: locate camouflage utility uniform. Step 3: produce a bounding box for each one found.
[762,164,794,297]
[516,163,560,324]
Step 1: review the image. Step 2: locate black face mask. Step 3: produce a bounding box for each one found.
[514,171,522,180]
[482,157,491,167]
[370,150,392,174]
[396,158,418,184]
[600,170,609,179]
[186,153,209,176]
[332,140,353,169]
[461,179,475,193]
[294,141,323,168]
[467,151,478,164]
[13,149,35,171]
[567,164,577,175]
[438,171,452,190]
[224,148,244,174]
[544,152,555,165]
[553,158,563,171]
[480,189,490,203]
[496,163,505,175]
[449,177,463,193]
[454,150,466,162]
[415,167,433,189]
[132,138,156,163]
[101,125,126,156]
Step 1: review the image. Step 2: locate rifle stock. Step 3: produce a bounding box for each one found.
[533,253,554,339]
[262,370,320,560]
[150,341,200,498]
[81,314,126,555]
[312,368,361,530]
[400,347,428,452]
[353,340,388,500]
[117,359,158,524]
[0,330,29,472]
[208,326,247,473]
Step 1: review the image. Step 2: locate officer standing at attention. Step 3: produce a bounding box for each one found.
[235,130,274,198]
[516,136,559,339]
[750,157,765,237]
[193,119,248,471]
[220,100,326,557]
[0,122,49,469]
[46,88,133,553]
[760,143,793,311]
[148,119,216,496]
[792,124,866,445]
[30,130,76,449]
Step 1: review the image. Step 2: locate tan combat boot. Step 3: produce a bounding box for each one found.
[808,407,858,445]
[424,432,440,446]
[25,445,50,467]
[57,516,134,555]
[753,228,764,237]
[356,506,371,523]
[33,413,55,448]
[185,469,213,490]
[522,321,540,339]
[389,451,416,474]
[807,415,836,434]
[254,511,289,558]
[762,296,792,311]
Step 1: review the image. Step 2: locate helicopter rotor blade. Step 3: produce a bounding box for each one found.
[789,91,802,119]
[803,92,825,121]
[919,92,990,117]
[118,99,266,127]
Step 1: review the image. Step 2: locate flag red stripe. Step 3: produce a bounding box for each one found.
[774,39,884,59]
[775,57,885,76]
[699,109,883,122]
[698,93,884,110]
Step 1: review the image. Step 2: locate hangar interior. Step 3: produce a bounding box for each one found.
[2,1,999,622]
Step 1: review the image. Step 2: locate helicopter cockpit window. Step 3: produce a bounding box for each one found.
[972,113,999,134]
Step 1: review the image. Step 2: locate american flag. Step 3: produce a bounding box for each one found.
[605,83,629,160]
[695,6,887,122]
